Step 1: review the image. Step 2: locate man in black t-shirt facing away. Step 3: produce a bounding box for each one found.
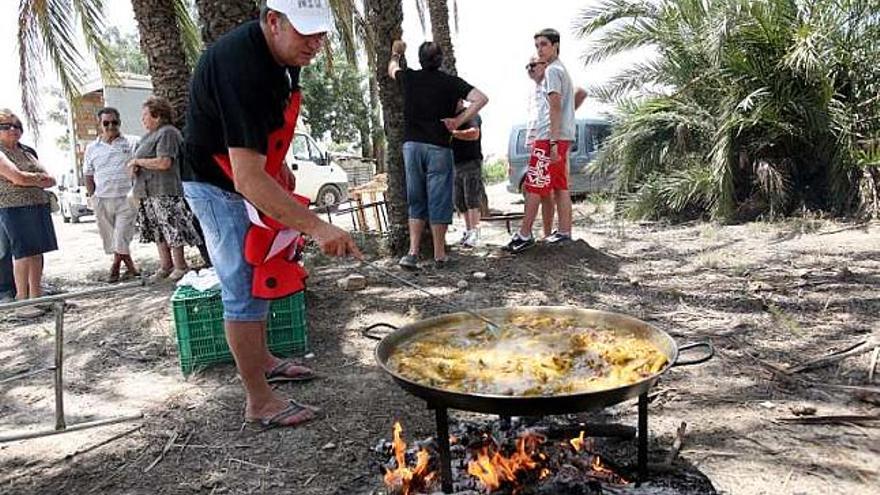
[388,40,488,269]
[450,101,484,248]
[182,0,362,430]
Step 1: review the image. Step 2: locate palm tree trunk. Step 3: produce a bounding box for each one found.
[368,72,386,168]
[366,0,407,254]
[131,0,192,129]
[194,0,259,45]
[427,0,456,75]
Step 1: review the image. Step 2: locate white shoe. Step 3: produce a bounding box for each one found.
[462,229,480,248]
[458,230,472,246]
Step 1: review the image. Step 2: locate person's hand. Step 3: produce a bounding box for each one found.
[392,40,406,56]
[127,159,139,179]
[441,117,461,132]
[549,143,560,162]
[311,222,363,260]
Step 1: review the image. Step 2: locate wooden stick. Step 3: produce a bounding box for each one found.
[63,425,142,461]
[664,422,687,466]
[775,414,880,426]
[144,431,179,473]
[869,347,880,383]
[786,339,878,374]
[228,457,298,473]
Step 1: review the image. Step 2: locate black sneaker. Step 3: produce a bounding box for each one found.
[434,257,455,269]
[503,233,536,254]
[398,254,420,270]
[546,231,572,244]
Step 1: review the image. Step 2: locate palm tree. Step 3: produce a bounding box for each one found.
[577,0,880,220]
[365,0,408,253]
[16,0,117,130]
[194,0,258,45]
[130,0,199,128]
[16,0,199,131]
[426,0,457,75]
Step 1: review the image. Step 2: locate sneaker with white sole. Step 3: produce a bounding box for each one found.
[546,231,572,244]
[462,229,480,248]
[503,232,536,253]
[458,230,471,246]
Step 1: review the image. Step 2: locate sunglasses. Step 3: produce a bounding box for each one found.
[0,123,23,131]
[102,120,120,127]
[525,62,546,71]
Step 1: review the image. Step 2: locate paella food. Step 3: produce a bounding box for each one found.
[387,314,668,396]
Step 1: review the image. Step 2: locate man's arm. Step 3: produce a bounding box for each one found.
[451,126,480,141]
[387,40,406,80]
[548,92,563,160]
[229,148,361,258]
[85,175,96,196]
[442,88,488,131]
[575,87,587,110]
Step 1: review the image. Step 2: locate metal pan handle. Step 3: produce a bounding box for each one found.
[673,342,714,367]
[361,322,399,341]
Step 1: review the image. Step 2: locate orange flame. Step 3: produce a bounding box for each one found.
[467,433,544,491]
[569,431,586,452]
[383,422,435,494]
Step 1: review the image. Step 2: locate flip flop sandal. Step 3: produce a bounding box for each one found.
[265,360,318,383]
[249,400,322,430]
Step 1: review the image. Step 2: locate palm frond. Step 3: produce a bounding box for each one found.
[573,0,658,39]
[581,20,658,66]
[71,0,118,84]
[172,0,202,66]
[18,0,88,132]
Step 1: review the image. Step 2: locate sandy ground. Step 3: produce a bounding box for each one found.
[1,183,878,494]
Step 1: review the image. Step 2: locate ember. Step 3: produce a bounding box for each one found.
[380,421,636,494]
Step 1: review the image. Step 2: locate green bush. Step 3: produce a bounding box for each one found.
[482,158,507,185]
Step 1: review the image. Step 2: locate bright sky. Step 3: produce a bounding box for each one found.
[0,0,645,175]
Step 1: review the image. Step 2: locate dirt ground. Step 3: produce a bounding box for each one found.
[1,184,878,495]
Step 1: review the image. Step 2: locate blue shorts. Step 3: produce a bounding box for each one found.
[403,141,454,224]
[183,182,269,322]
[0,204,58,259]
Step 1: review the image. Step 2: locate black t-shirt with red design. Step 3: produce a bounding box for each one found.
[182,20,301,192]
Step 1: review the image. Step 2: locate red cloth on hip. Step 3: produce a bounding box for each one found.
[211,91,309,300]
[523,139,571,197]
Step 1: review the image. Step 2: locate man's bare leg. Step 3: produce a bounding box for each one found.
[407,218,425,256]
[555,189,573,235]
[518,192,542,238]
[227,320,314,425]
[540,196,555,237]
[431,224,449,260]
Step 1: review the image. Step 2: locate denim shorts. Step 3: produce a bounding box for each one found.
[183,181,269,321]
[0,204,58,259]
[403,141,454,224]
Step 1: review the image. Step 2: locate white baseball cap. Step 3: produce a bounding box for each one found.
[266,0,333,35]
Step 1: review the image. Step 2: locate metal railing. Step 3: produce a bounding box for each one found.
[0,280,147,443]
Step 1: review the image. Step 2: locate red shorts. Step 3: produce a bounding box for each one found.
[523,139,571,196]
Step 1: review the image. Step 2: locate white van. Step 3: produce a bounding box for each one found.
[288,132,349,207]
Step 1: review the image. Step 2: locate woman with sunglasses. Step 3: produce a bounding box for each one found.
[0,108,58,318]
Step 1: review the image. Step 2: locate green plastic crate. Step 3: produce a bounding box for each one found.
[171,286,309,375]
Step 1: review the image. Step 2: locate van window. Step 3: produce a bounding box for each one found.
[515,127,580,154]
[292,135,308,160]
[587,125,611,153]
[515,129,528,155]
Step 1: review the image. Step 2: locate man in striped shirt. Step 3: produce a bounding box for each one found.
[84,107,140,282]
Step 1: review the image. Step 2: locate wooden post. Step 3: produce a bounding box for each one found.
[53,302,66,431]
